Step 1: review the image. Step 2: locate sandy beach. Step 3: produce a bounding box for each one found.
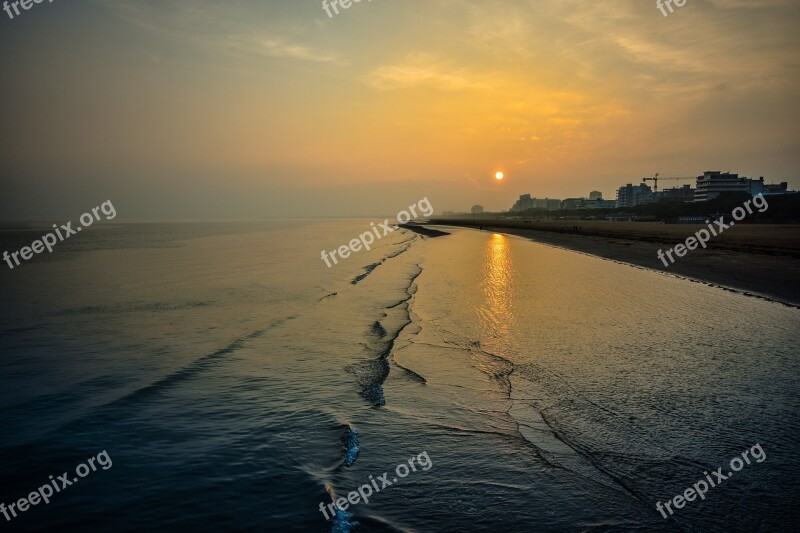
[429,219,800,307]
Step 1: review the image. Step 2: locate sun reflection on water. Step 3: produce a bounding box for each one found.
[478,233,516,352]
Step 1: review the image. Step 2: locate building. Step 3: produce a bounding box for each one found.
[693,171,795,202]
[471,205,484,214]
[538,198,562,211]
[532,198,551,209]
[763,182,791,195]
[511,195,561,211]
[585,199,616,209]
[660,184,695,202]
[589,191,603,200]
[694,171,749,202]
[561,198,584,210]
[511,194,533,212]
[749,177,791,197]
[616,183,653,208]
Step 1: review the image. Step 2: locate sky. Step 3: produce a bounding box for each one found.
[1,0,799,221]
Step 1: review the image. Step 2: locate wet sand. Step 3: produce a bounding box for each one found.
[428,219,800,307]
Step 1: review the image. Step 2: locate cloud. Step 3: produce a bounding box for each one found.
[94,0,342,65]
[365,53,495,91]
[225,36,342,64]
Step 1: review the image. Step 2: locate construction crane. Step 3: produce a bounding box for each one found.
[642,173,696,191]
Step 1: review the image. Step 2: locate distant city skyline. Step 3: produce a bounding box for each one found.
[478,170,794,213]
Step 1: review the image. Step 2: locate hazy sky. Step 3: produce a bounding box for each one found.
[1,0,798,220]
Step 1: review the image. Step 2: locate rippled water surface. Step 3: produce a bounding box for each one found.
[1,221,798,531]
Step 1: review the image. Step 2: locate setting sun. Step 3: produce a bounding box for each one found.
[495,171,505,181]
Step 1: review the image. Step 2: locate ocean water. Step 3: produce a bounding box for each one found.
[0,220,798,532]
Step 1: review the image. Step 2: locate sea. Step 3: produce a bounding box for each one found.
[0,219,798,532]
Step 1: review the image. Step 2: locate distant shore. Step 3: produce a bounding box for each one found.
[428,219,800,307]
[398,223,450,238]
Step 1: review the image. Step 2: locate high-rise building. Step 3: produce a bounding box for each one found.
[616,183,653,208]
[511,194,533,212]
[694,171,749,202]
[589,191,603,200]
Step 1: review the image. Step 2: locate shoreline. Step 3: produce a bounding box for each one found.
[427,221,800,308]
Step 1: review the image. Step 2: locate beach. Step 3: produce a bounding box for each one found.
[3,0,799,529]
[429,219,800,307]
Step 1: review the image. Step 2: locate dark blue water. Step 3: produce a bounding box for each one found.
[1,221,798,531]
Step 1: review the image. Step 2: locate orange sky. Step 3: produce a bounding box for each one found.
[1,0,799,219]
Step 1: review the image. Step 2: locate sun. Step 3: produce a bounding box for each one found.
[495,171,505,181]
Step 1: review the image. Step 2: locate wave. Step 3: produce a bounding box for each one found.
[385,236,416,260]
[348,265,424,406]
[341,427,360,467]
[393,361,426,384]
[19,315,298,446]
[419,328,644,500]
[330,508,359,533]
[348,356,389,406]
[371,320,388,338]
[53,300,215,315]
[352,262,382,285]
[108,317,296,403]
[350,236,418,285]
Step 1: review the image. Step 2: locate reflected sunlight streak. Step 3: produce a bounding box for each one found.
[478,233,516,353]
